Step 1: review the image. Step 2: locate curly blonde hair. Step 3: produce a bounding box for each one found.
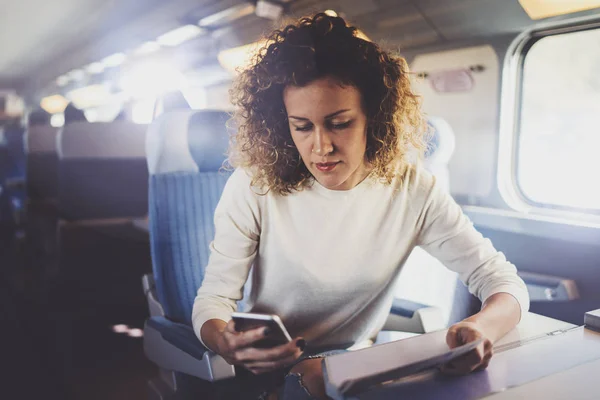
[229,12,426,195]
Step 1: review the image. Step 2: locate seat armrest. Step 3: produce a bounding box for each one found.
[382,298,446,334]
[584,309,600,332]
[519,271,579,301]
[144,316,236,381]
[142,274,165,318]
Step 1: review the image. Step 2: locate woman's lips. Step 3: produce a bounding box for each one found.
[315,162,340,172]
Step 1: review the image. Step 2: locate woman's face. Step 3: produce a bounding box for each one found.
[283,76,370,191]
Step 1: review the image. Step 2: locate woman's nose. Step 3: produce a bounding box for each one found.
[312,128,333,156]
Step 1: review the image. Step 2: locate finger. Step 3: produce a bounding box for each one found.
[445,344,492,375]
[474,360,490,372]
[459,326,482,344]
[224,319,238,334]
[236,338,304,362]
[224,325,270,350]
[441,345,485,375]
[484,340,494,354]
[458,344,486,367]
[474,351,493,372]
[446,326,461,348]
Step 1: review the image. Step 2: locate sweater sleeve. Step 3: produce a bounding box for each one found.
[192,168,261,346]
[415,172,530,321]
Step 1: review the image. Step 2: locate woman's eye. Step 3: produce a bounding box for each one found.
[294,125,312,132]
[331,121,352,130]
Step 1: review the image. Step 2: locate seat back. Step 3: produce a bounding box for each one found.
[147,110,231,324]
[424,116,456,193]
[57,121,148,220]
[25,125,59,201]
[396,117,479,326]
[2,125,26,179]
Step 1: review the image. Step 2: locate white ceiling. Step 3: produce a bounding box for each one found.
[0,0,235,91]
[2,0,598,98]
[0,0,136,83]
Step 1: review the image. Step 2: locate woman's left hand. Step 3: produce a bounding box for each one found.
[441,321,493,375]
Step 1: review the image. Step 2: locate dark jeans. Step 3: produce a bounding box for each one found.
[213,349,347,400]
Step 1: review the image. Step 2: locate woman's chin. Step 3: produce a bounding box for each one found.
[313,173,348,191]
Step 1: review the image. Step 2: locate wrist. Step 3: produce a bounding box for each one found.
[200,319,229,354]
[214,327,228,355]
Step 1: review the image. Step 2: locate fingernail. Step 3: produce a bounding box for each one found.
[263,327,271,336]
[296,339,306,351]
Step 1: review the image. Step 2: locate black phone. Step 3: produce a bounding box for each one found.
[231,312,293,348]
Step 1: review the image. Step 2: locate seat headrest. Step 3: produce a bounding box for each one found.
[425,116,455,164]
[146,109,231,175]
[58,121,147,159]
[25,125,59,154]
[187,110,231,172]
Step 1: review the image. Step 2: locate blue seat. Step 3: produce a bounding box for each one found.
[0,125,26,227]
[142,110,237,396]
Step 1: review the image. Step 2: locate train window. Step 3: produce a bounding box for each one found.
[517,28,600,211]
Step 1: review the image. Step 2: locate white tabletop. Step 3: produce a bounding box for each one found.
[355,326,600,399]
[323,313,590,399]
[483,352,600,400]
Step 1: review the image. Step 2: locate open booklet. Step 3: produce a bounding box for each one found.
[322,330,483,399]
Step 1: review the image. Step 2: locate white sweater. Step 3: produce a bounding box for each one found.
[192,166,529,348]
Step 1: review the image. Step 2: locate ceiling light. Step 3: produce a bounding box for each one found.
[83,109,98,122]
[85,62,105,74]
[156,25,203,47]
[134,41,161,55]
[324,10,338,17]
[199,3,256,27]
[518,0,600,20]
[67,69,85,81]
[255,0,284,20]
[56,75,70,86]
[67,84,112,109]
[40,94,69,114]
[120,62,186,99]
[131,98,155,124]
[50,114,64,128]
[101,53,126,68]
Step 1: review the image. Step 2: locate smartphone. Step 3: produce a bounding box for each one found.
[231,312,293,348]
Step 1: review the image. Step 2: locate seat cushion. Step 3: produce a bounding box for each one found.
[146,316,207,360]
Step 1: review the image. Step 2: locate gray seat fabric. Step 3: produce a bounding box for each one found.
[25,125,59,201]
[56,121,148,221]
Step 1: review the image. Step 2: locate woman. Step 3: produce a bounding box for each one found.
[193,13,529,399]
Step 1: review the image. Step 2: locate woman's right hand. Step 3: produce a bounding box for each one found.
[215,320,306,375]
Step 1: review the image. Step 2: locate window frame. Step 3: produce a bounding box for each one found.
[498,15,600,222]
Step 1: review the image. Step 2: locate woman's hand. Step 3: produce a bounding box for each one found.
[441,321,493,375]
[216,320,306,375]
